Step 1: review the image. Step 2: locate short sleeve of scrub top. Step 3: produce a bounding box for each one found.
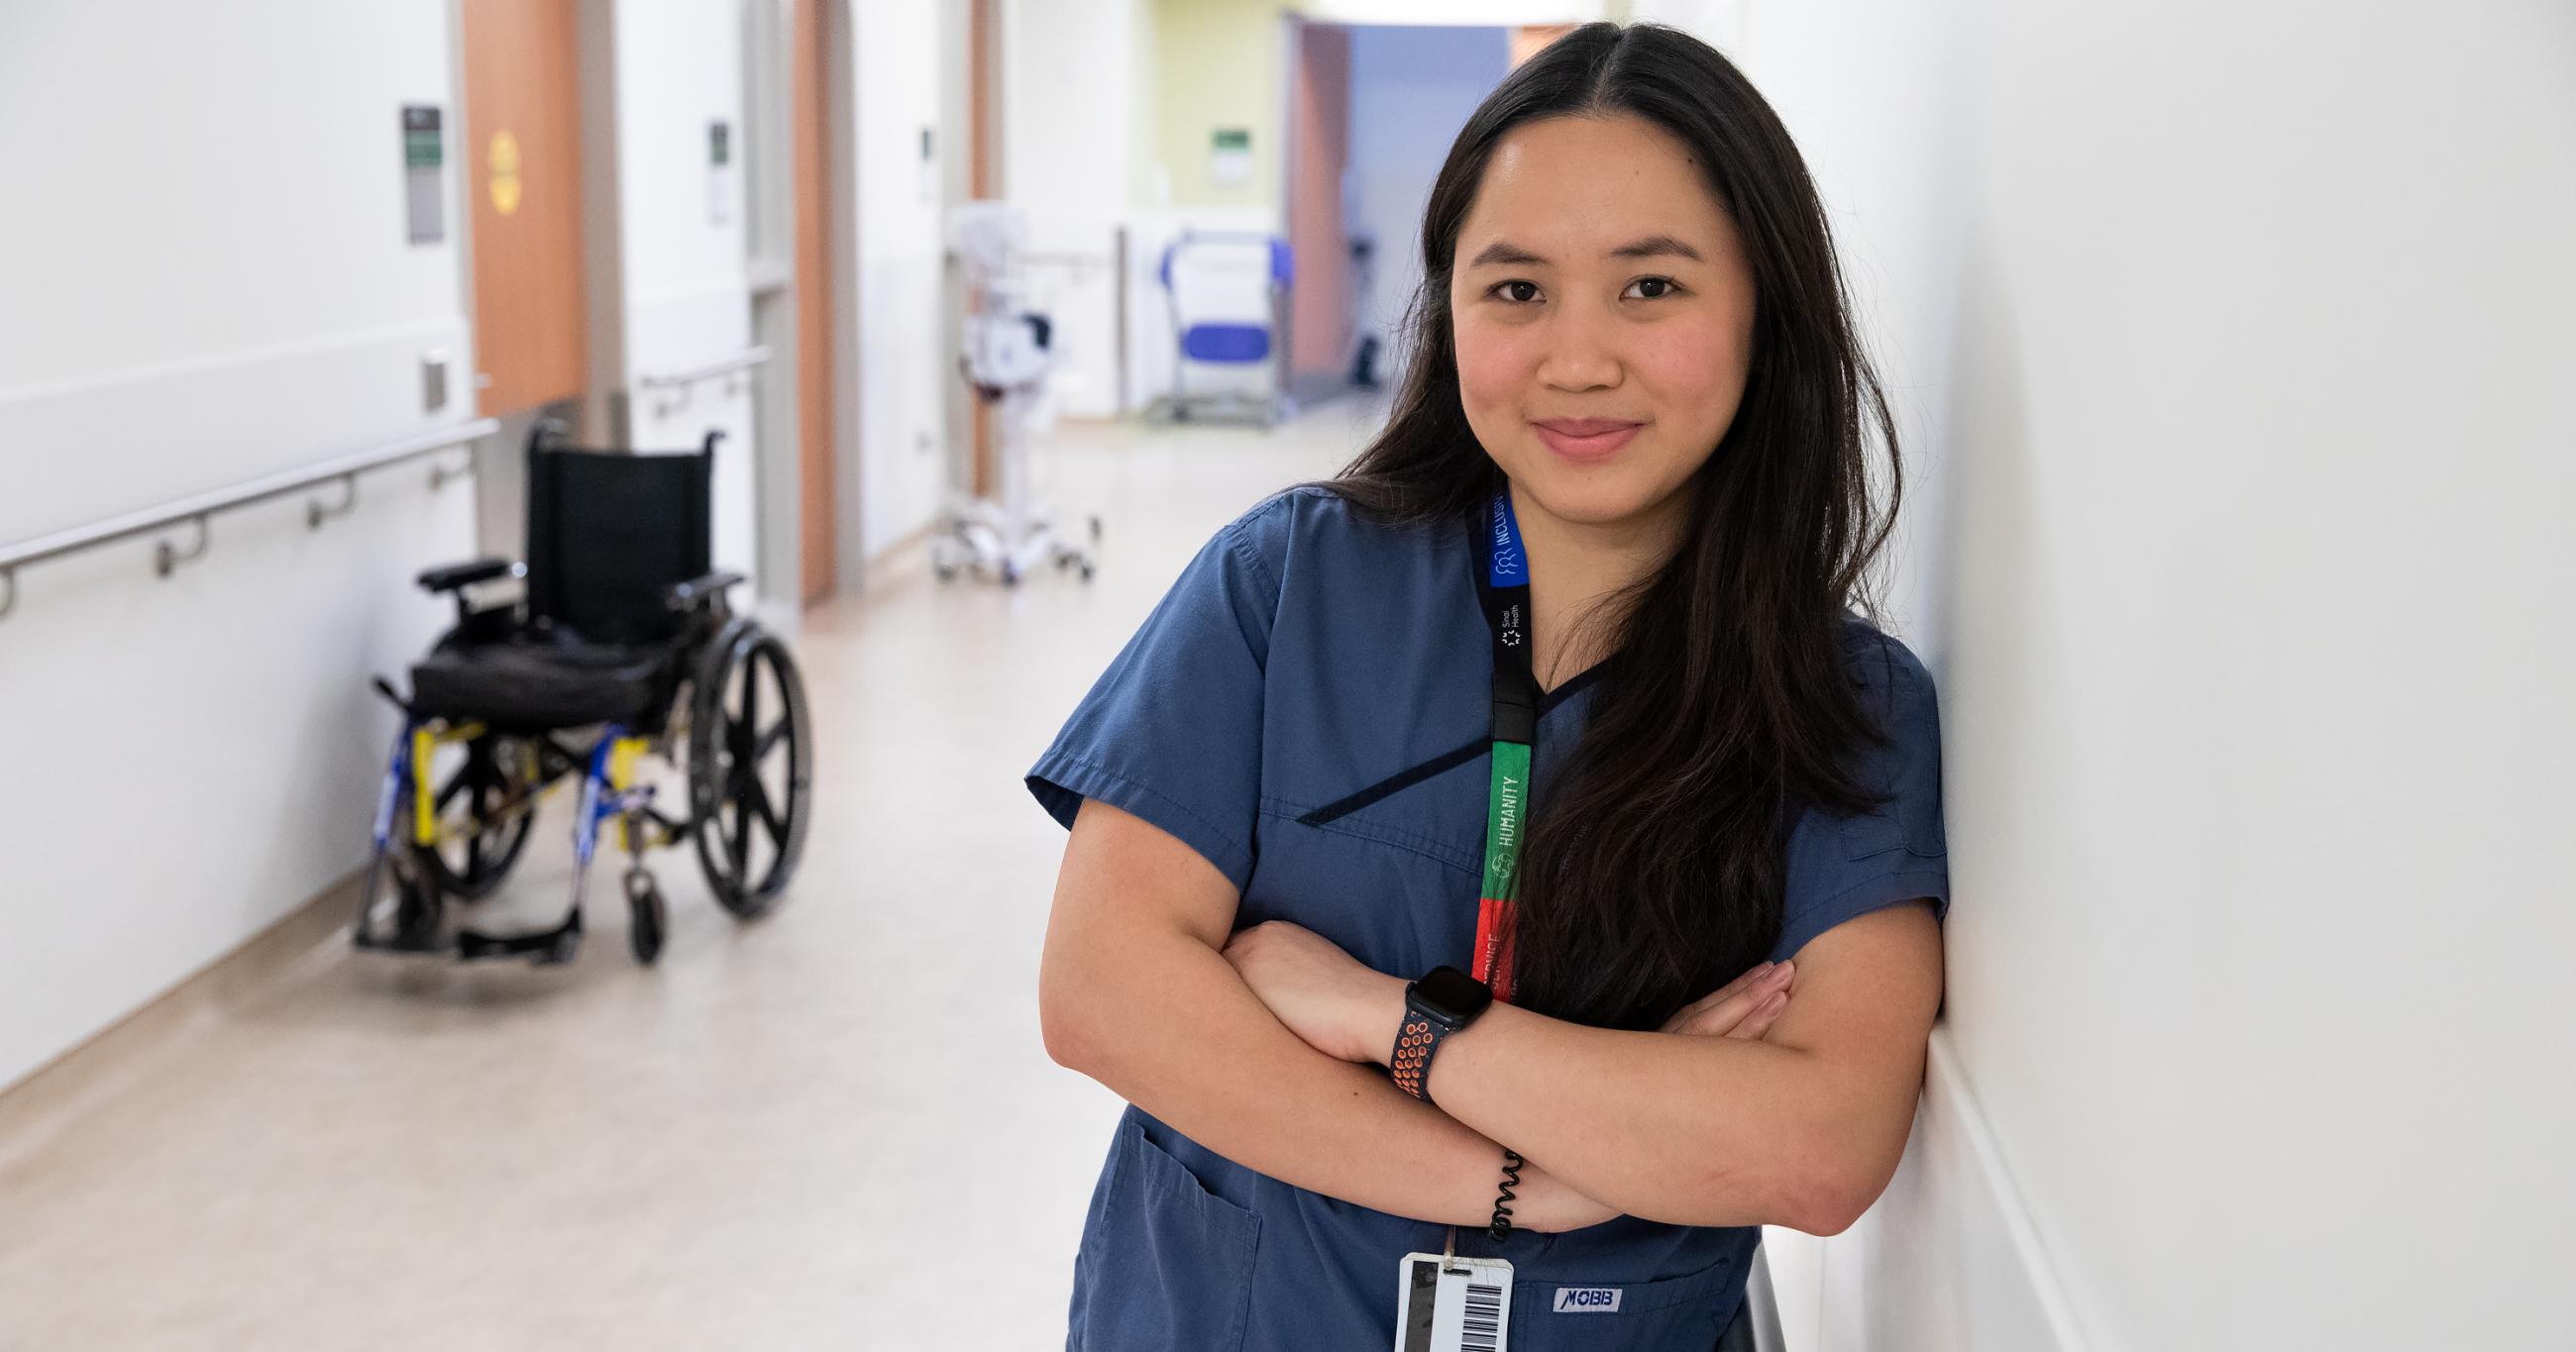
[1023,488,1291,892]
[1026,484,1949,1352]
[1774,629,1952,963]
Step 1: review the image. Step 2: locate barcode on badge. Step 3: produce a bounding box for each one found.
[1461,1280,1504,1351]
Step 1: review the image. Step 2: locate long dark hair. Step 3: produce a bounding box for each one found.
[1323,21,1904,1031]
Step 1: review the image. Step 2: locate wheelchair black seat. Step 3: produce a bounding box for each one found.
[403,428,713,731]
[409,625,682,731]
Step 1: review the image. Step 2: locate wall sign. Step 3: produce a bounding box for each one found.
[402,104,444,244]
[1211,128,1251,187]
[709,120,734,224]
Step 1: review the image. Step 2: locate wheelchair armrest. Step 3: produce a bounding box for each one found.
[417,559,523,594]
[666,570,747,612]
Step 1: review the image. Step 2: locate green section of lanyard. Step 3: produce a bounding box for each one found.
[1481,738,1532,902]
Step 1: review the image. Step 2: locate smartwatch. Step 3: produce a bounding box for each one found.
[1389,965,1494,1102]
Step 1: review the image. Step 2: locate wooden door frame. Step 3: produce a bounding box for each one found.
[788,0,837,605]
[967,0,1001,501]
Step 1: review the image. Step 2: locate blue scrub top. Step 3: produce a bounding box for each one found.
[1027,484,1950,1352]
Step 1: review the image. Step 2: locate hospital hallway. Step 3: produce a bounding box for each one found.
[8,1,2573,1348]
[0,400,1372,1350]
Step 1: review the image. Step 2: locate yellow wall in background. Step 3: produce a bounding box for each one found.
[1131,0,1164,208]
[1149,0,1282,211]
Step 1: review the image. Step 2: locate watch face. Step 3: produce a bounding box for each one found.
[1409,966,1494,1029]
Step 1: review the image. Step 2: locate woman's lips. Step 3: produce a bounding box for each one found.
[1533,420,1643,461]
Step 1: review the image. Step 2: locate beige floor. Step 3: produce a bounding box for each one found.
[0,394,1385,1351]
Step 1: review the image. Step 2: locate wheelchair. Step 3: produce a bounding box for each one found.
[353,421,813,966]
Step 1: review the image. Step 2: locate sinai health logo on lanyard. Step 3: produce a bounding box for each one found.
[1476,488,1538,1003]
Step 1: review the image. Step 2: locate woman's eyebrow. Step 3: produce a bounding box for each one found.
[1466,235,1706,267]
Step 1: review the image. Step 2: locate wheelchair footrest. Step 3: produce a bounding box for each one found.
[352,926,449,956]
[455,911,584,966]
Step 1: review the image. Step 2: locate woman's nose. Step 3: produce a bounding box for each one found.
[1536,303,1626,391]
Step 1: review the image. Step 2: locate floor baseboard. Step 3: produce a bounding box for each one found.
[0,870,360,1175]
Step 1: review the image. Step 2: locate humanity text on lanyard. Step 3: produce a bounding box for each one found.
[1475,489,1539,1002]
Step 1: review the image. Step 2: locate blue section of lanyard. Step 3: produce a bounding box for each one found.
[1486,489,1530,589]
[1478,489,1540,761]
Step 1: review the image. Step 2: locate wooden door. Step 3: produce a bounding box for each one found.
[1288,22,1351,395]
[794,0,837,602]
[463,0,588,418]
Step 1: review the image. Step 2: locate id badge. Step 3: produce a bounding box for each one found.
[1394,1249,1514,1352]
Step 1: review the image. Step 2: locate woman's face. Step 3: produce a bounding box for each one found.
[1449,113,1758,542]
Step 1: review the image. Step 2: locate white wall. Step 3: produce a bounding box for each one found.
[1642,1,2576,1347]
[607,0,760,590]
[849,0,953,568]
[1345,24,1511,390]
[0,1,475,1092]
[1002,0,1139,420]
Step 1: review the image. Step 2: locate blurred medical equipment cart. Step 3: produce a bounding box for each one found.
[1158,230,1293,427]
[933,201,1101,587]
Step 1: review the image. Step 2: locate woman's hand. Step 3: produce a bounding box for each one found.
[1660,960,1795,1039]
[1221,921,1408,1066]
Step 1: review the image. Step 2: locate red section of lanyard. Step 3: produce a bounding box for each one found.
[1473,896,1517,1002]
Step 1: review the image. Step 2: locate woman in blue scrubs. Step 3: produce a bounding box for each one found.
[1029,21,1948,1351]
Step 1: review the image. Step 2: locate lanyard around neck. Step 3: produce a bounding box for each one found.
[1473,489,1538,999]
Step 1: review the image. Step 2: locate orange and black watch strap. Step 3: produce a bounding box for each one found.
[1390,966,1494,1102]
[1390,1006,1446,1100]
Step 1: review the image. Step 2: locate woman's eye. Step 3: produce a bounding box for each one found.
[1486,277,1681,305]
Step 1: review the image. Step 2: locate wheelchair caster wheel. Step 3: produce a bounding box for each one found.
[360,846,445,951]
[390,878,441,949]
[626,877,667,966]
[1001,563,1021,587]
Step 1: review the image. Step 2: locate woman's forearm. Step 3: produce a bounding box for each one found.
[1219,921,1849,1231]
[1418,999,1840,1230]
[1214,906,1938,1235]
[1043,925,1600,1231]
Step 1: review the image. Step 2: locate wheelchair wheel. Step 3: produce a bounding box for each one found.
[688,620,813,918]
[423,733,537,899]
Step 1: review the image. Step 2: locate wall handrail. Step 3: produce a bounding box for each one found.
[632,346,771,420]
[632,346,771,392]
[0,416,499,621]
